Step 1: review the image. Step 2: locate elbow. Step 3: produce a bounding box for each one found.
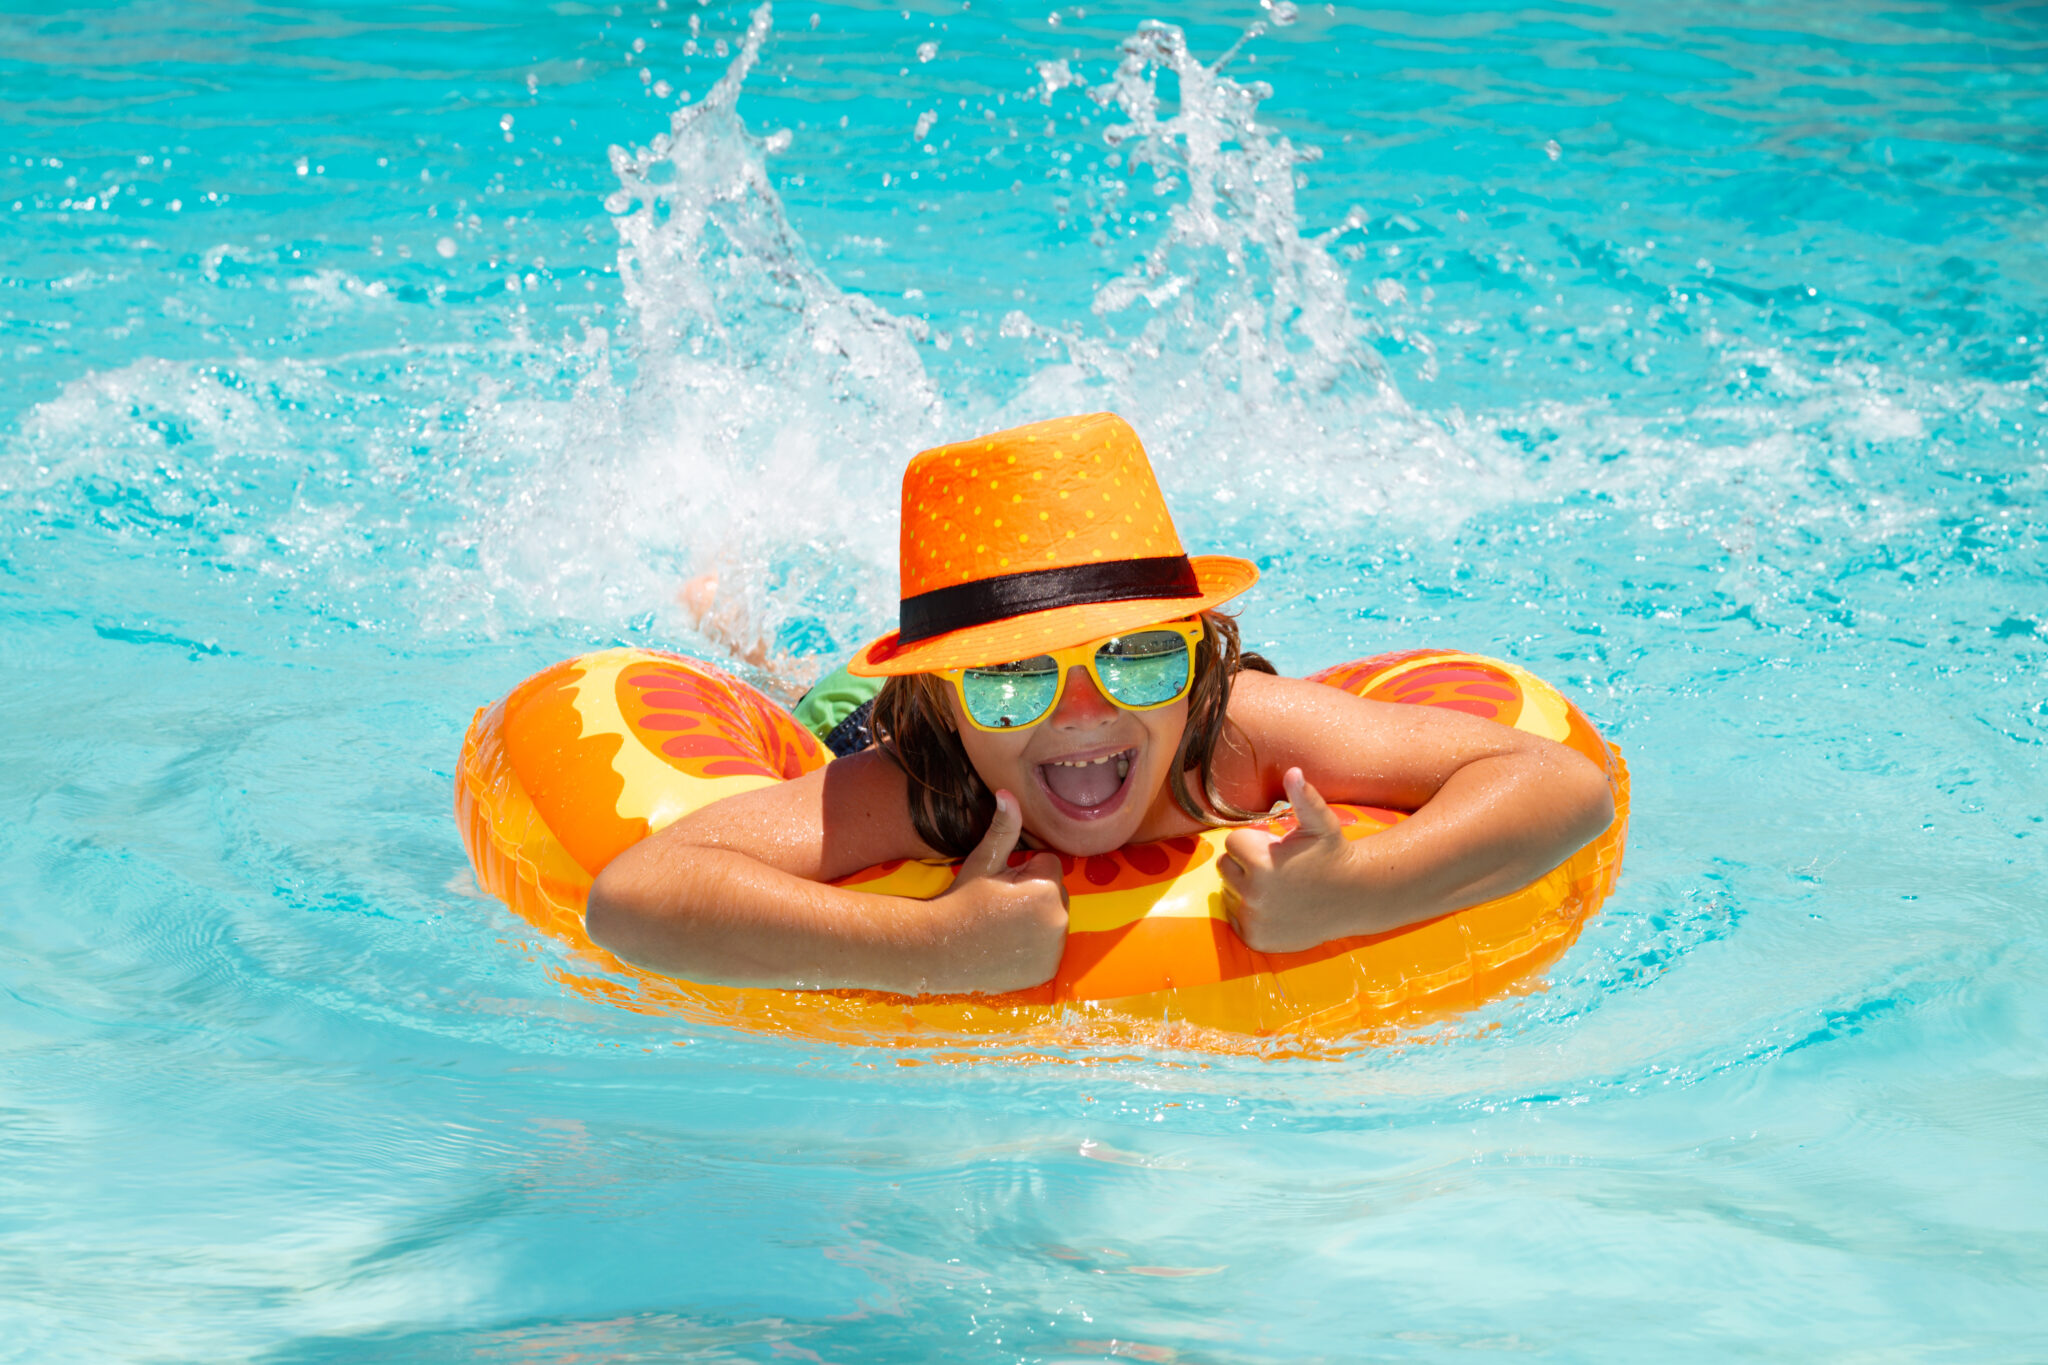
[1560,749,1616,850]
[584,862,640,960]
[586,846,724,976]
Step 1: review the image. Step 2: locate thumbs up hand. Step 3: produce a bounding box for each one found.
[1218,768,1373,954]
[923,791,1070,993]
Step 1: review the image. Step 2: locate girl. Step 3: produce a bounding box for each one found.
[588,413,1614,995]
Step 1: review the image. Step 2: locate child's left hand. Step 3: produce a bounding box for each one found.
[1218,767,1374,954]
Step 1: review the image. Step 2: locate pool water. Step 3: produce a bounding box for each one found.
[4,0,2045,1358]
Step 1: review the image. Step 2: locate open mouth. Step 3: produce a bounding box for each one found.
[1034,747,1137,821]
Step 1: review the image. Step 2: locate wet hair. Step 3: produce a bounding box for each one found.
[869,610,1278,858]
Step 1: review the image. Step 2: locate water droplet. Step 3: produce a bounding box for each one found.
[436,237,458,258]
[1035,58,1074,104]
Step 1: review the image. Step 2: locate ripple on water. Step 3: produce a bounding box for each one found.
[1,0,2046,1358]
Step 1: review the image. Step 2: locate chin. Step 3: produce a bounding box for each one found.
[1030,811,1142,858]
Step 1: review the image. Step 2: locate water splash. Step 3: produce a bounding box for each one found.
[1083,20,1377,399]
[607,5,932,403]
[1,5,2030,671]
[992,20,1480,542]
[460,4,945,666]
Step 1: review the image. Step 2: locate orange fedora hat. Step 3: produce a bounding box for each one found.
[849,412,1258,676]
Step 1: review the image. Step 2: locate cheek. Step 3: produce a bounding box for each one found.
[1141,703,1191,764]
[955,727,1032,788]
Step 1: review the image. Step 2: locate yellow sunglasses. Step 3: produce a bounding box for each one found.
[938,618,1205,732]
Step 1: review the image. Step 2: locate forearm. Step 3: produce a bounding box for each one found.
[587,844,950,994]
[1347,748,1614,929]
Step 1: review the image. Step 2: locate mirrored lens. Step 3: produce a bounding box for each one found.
[960,657,1060,728]
[1093,630,1193,708]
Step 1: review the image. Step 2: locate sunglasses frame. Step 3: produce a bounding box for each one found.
[938,617,1207,733]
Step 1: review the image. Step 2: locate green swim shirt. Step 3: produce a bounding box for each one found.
[791,660,884,745]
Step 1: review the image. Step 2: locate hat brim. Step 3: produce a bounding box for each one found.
[847,555,1259,676]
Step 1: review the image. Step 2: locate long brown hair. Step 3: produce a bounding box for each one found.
[870,610,1277,858]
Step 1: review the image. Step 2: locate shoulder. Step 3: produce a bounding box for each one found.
[659,746,941,879]
[1214,672,1346,780]
[1226,669,1532,753]
[816,747,930,848]
[1219,665,1564,810]
[1200,670,1340,809]
[1221,670,1365,755]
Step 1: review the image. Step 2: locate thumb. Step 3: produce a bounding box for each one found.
[959,789,1026,880]
[1283,767,1345,840]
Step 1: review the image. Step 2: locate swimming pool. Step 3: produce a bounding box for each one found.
[4,0,2044,1357]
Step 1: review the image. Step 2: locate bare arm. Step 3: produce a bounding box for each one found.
[1213,673,1616,951]
[586,751,1068,993]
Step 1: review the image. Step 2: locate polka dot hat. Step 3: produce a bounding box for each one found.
[849,412,1259,675]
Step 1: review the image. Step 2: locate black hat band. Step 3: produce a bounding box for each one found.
[897,555,1200,646]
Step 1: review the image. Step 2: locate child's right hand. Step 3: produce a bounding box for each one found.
[925,790,1069,994]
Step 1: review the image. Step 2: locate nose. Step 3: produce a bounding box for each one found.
[1049,663,1118,728]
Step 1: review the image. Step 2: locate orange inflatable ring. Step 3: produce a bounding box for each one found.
[454,648,1629,1056]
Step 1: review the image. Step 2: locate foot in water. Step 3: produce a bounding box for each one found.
[677,573,817,704]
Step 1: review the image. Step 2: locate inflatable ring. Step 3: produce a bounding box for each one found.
[454,648,1629,1055]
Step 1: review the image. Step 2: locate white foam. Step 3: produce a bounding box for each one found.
[3,8,2028,667]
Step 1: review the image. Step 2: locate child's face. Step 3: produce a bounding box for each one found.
[950,664,1189,856]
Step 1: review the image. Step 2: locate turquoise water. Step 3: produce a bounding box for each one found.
[4,0,2046,1357]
